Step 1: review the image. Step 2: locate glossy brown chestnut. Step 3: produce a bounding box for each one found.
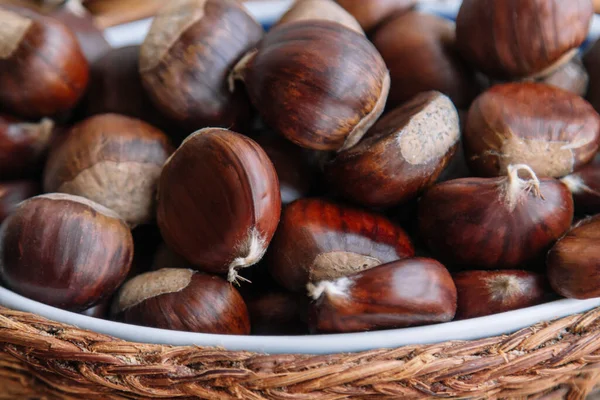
[456,0,592,79]
[547,215,600,299]
[336,0,416,32]
[157,128,281,282]
[50,0,111,63]
[0,181,39,223]
[111,268,250,334]
[277,0,363,34]
[418,165,574,269]
[44,114,173,227]
[527,57,589,97]
[464,83,600,178]
[0,114,54,180]
[269,198,414,292]
[561,154,600,214]
[453,270,552,320]
[372,12,478,110]
[81,46,173,135]
[0,193,133,311]
[231,20,390,151]
[325,91,460,208]
[254,132,316,205]
[585,39,600,115]
[139,0,263,131]
[246,291,309,335]
[0,6,89,118]
[308,258,457,333]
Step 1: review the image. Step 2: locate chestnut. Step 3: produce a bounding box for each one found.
[453,270,553,320]
[277,0,363,34]
[0,181,39,224]
[0,6,89,118]
[43,114,173,227]
[561,154,600,215]
[230,20,390,151]
[547,215,600,299]
[157,128,281,282]
[0,193,133,311]
[111,268,250,335]
[0,114,54,180]
[80,46,173,136]
[268,198,414,292]
[139,0,263,132]
[50,0,111,63]
[372,11,478,110]
[254,132,317,205]
[584,39,600,115]
[336,0,416,32]
[325,91,460,208]
[456,0,592,79]
[464,83,600,178]
[308,258,457,333]
[527,57,589,97]
[246,291,309,335]
[418,164,574,269]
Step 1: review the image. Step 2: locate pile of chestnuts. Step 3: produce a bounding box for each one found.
[2,0,600,337]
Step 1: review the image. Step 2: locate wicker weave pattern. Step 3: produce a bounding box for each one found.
[2,306,600,399]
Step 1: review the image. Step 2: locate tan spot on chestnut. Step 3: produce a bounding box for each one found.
[0,9,32,59]
[310,251,381,282]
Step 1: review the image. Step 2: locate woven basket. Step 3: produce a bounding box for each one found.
[3,306,600,399]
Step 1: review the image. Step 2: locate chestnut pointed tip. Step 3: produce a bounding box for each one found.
[307,277,352,301]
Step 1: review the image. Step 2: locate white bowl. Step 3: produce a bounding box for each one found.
[2,0,600,355]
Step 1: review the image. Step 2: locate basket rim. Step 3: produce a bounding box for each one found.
[2,286,600,354]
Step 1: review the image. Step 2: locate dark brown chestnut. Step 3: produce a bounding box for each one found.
[0,6,89,118]
[308,258,457,333]
[0,193,133,311]
[453,270,553,320]
[268,198,414,292]
[277,0,363,34]
[561,153,600,214]
[325,91,460,208]
[50,0,111,63]
[157,128,281,282]
[526,57,589,97]
[246,291,309,335]
[418,164,574,269]
[139,0,263,131]
[464,83,600,178]
[81,46,173,136]
[0,114,54,180]
[456,0,592,79]
[547,215,600,299]
[111,268,250,335]
[372,11,478,110]
[336,0,416,32]
[254,132,317,205]
[0,181,39,224]
[584,39,600,115]
[43,114,173,227]
[231,20,390,151]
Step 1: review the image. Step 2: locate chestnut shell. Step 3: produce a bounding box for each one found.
[157,128,281,279]
[269,198,415,292]
[0,6,89,118]
[336,0,416,32]
[309,258,457,333]
[418,168,574,269]
[547,215,600,299]
[372,11,478,110]
[236,20,390,151]
[453,270,552,320]
[464,83,600,178]
[112,269,250,335]
[139,0,263,132]
[456,0,593,79]
[561,153,600,215]
[0,194,133,311]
